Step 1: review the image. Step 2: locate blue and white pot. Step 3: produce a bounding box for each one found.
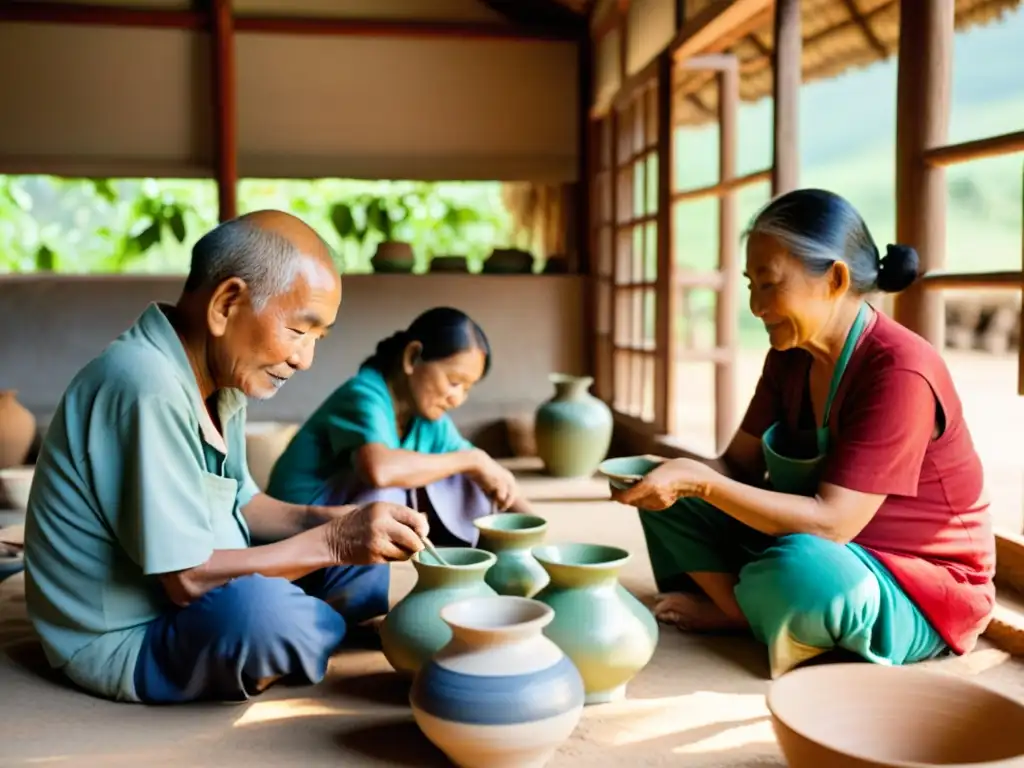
[410,596,585,768]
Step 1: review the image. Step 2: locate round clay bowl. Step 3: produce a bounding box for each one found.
[597,455,663,490]
[767,663,1024,768]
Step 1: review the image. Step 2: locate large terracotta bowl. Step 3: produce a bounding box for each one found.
[767,663,1024,768]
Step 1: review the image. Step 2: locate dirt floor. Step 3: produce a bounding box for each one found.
[3,462,1024,767]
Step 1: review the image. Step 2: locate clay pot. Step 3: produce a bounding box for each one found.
[380,548,497,676]
[410,596,585,768]
[483,248,533,274]
[372,241,415,273]
[531,543,657,704]
[429,255,467,273]
[0,391,36,469]
[534,374,613,478]
[768,663,1024,768]
[504,413,537,458]
[473,514,550,598]
[0,465,34,511]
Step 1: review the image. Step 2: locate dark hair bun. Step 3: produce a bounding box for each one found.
[374,330,411,359]
[876,244,920,293]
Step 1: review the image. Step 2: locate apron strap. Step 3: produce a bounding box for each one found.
[821,302,871,428]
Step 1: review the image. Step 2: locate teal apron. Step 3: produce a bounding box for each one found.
[761,302,870,496]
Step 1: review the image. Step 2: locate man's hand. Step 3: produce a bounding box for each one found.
[467,449,518,511]
[322,502,429,565]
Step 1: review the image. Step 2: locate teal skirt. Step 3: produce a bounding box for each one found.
[638,498,948,677]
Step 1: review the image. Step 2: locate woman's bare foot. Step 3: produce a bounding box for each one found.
[652,592,747,632]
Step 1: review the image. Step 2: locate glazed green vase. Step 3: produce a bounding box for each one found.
[473,513,551,598]
[534,374,613,478]
[380,548,497,676]
[531,543,658,704]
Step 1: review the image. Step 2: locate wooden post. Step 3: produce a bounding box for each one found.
[655,52,675,434]
[771,0,800,196]
[212,0,238,222]
[716,63,738,453]
[893,0,954,347]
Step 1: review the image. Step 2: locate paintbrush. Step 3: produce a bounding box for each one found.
[409,488,449,566]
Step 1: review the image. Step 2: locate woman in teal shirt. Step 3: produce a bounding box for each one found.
[267,307,529,546]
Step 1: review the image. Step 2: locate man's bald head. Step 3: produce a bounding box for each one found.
[183,210,337,310]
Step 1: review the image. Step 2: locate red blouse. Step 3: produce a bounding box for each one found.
[741,309,995,654]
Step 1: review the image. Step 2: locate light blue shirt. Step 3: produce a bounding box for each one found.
[24,303,260,702]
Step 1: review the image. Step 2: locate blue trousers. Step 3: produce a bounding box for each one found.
[133,564,389,704]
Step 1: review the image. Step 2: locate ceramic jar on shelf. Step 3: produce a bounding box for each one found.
[380,547,497,676]
[410,595,585,768]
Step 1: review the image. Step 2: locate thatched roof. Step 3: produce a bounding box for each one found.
[548,0,1024,126]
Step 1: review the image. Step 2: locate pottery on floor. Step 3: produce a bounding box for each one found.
[0,391,36,470]
[534,374,613,478]
[411,595,585,768]
[0,465,34,511]
[380,548,498,676]
[597,455,664,491]
[531,543,657,704]
[768,663,1024,768]
[473,514,550,598]
[244,422,299,491]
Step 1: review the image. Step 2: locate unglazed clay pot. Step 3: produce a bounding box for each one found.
[768,663,1024,768]
[411,596,584,768]
[534,374,613,478]
[473,514,550,598]
[0,391,36,469]
[380,548,497,676]
[531,543,657,704]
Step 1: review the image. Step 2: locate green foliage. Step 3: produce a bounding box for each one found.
[0,176,511,275]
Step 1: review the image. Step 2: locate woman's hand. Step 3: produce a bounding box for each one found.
[468,449,519,511]
[610,458,718,511]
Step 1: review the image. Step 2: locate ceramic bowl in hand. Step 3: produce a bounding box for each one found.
[596,456,664,491]
[768,662,1024,768]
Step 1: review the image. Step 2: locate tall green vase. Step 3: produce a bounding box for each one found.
[531,543,658,704]
[534,374,613,478]
[379,548,498,676]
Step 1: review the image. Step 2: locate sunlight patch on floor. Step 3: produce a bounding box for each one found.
[672,718,777,755]
[588,691,770,747]
[232,698,363,727]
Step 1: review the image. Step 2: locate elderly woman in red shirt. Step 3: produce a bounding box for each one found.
[613,188,995,678]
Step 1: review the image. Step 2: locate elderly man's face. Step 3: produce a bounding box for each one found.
[211,259,342,399]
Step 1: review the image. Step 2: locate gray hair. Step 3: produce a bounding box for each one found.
[745,189,918,294]
[183,219,304,310]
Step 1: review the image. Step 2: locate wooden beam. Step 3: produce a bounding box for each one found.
[715,63,739,453]
[669,0,773,63]
[233,15,580,41]
[923,130,1024,168]
[476,0,585,32]
[655,52,675,435]
[212,0,237,222]
[677,53,739,71]
[893,0,954,349]
[771,0,800,196]
[839,0,888,58]
[0,1,205,28]
[672,168,772,202]
[0,2,578,41]
[919,271,1023,290]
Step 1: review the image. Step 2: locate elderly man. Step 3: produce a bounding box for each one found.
[23,210,428,704]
